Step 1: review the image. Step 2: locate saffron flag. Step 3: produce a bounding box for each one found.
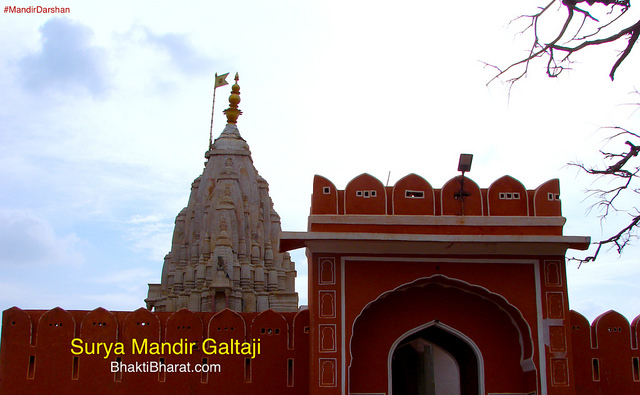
[215,73,229,88]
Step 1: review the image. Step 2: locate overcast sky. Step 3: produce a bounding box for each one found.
[1,0,639,324]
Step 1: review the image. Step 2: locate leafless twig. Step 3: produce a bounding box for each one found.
[488,0,638,84]
[568,126,640,264]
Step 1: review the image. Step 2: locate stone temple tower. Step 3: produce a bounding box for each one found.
[146,75,298,313]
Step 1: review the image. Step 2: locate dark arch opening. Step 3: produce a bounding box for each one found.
[349,276,534,394]
[392,325,478,395]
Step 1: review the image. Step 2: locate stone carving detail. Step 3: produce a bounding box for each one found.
[145,108,297,313]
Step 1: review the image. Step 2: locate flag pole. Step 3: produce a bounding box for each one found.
[208,73,218,151]
[208,72,230,151]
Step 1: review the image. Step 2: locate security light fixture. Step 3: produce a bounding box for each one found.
[455,153,474,216]
[458,154,473,173]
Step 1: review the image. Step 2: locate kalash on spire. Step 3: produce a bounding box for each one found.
[146,74,299,313]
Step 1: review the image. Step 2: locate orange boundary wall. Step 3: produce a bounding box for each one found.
[2,307,640,393]
[0,307,309,394]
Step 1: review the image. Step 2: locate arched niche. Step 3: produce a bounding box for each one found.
[35,307,76,387]
[250,310,290,391]
[487,175,528,216]
[311,175,339,215]
[77,308,119,388]
[593,310,631,349]
[2,306,32,346]
[165,308,203,343]
[208,308,247,341]
[591,310,634,393]
[0,307,33,383]
[344,173,386,215]
[392,173,435,215]
[37,307,75,347]
[80,307,118,343]
[122,307,161,346]
[632,313,640,349]
[250,309,289,343]
[293,308,310,349]
[533,178,561,216]
[441,175,483,216]
[569,310,594,393]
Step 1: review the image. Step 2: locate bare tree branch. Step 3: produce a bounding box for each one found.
[488,0,639,84]
[493,3,640,263]
[569,126,640,264]
[573,212,640,264]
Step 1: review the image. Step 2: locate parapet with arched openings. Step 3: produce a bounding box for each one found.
[344,173,387,215]
[487,175,528,216]
[570,310,639,393]
[311,175,338,215]
[311,173,564,218]
[441,175,483,216]
[165,308,203,344]
[534,179,562,216]
[296,172,578,239]
[0,306,310,394]
[392,173,435,215]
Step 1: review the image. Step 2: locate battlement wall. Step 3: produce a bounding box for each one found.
[3,306,640,393]
[570,309,640,393]
[0,306,309,394]
[312,173,562,217]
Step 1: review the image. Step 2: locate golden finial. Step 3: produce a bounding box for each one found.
[223,73,242,124]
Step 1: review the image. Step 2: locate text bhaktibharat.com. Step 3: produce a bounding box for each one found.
[111,361,221,374]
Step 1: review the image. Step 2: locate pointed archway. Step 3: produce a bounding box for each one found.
[391,323,479,395]
[348,275,536,395]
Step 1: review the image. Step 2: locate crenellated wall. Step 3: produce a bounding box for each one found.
[3,306,640,393]
[311,173,562,217]
[0,306,310,394]
[570,310,640,393]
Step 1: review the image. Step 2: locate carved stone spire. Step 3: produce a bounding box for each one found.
[145,79,298,313]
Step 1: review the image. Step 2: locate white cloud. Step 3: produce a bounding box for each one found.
[18,18,109,97]
[141,27,215,74]
[122,214,174,261]
[0,210,84,266]
[92,267,156,285]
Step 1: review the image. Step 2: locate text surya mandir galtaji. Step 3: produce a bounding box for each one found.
[70,338,261,359]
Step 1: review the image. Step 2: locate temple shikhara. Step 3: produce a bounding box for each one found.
[1,77,640,394]
[145,74,298,314]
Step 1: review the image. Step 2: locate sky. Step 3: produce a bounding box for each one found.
[0,0,639,325]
